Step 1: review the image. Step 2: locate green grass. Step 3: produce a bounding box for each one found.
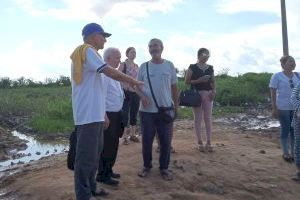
[0,72,272,135]
[0,86,73,134]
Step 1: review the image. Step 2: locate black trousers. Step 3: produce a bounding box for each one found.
[97,111,123,181]
[122,90,140,127]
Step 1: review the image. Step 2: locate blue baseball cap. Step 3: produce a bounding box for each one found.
[82,23,111,39]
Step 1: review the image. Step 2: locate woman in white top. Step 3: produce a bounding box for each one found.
[269,55,300,162]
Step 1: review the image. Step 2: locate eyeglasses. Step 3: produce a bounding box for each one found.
[289,79,294,89]
[201,53,210,57]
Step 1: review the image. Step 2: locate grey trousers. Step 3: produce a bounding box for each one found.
[74,122,104,200]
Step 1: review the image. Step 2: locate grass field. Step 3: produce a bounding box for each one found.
[0,72,271,135]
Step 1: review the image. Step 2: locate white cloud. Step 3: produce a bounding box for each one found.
[216,0,280,15]
[0,41,72,81]
[161,21,300,75]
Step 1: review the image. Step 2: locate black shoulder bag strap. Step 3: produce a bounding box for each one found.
[146,62,160,110]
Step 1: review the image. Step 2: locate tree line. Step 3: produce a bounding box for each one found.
[0,76,71,88]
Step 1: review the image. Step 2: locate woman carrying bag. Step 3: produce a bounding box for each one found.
[185,48,216,152]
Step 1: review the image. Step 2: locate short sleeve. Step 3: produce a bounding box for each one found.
[269,73,278,89]
[85,48,107,73]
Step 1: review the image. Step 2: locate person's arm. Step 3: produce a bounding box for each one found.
[185,68,209,85]
[118,62,124,72]
[291,84,300,110]
[171,84,179,117]
[102,66,143,88]
[104,113,110,130]
[134,86,151,107]
[208,75,216,101]
[270,88,278,118]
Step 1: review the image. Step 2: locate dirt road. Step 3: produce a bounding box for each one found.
[1,120,299,200]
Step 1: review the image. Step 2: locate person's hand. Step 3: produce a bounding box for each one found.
[104,114,110,130]
[130,80,144,91]
[197,75,210,83]
[141,96,151,107]
[272,109,278,119]
[209,90,216,101]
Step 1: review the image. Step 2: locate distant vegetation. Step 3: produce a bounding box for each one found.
[0,72,273,134]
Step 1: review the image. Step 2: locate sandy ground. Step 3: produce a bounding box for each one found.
[0,120,300,200]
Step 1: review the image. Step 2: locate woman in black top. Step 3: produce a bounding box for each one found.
[185,48,216,152]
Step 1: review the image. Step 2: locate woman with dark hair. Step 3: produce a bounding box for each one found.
[185,48,216,152]
[270,55,300,163]
[119,47,140,145]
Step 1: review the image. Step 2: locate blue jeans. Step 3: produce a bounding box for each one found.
[278,110,294,156]
[293,114,300,167]
[140,111,173,170]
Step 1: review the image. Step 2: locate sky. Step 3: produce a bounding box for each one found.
[0,0,300,81]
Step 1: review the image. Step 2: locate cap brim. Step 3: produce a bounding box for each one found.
[102,32,112,38]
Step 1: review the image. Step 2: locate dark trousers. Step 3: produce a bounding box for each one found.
[122,91,140,127]
[97,111,123,181]
[140,111,173,170]
[74,122,104,200]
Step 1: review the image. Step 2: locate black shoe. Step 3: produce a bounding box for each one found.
[111,172,121,179]
[92,188,109,196]
[102,178,119,186]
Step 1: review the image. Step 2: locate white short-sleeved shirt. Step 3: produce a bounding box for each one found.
[269,71,300,110]
[103,75,124,112]
[137,59,178,113]
[71,47,108,125]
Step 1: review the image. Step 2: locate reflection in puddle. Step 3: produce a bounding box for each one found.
[0,131,68,172]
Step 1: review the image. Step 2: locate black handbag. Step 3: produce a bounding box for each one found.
[179,88,201,107]
[146,62,175,123]
[67,127,77,170]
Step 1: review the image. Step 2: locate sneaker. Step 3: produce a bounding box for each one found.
[102,178,119,186]
[160,169,173,181]
[138,167,151,178]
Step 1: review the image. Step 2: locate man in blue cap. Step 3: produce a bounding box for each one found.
[70,23,143,200]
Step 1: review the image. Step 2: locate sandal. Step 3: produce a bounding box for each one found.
[205,144,213,152]
[197,144,205,152]
[92,188,109,197]
[123,138,130,145]
[160,169,173,181]
[130,135,140,143]
[282,154,293,163]
[138,167,151,178]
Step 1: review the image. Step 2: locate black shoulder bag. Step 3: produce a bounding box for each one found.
[146,62,175,123]
[179,66,202,107]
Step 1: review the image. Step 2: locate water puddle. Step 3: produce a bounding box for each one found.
[0,131,68,172]
[214,114,280,130]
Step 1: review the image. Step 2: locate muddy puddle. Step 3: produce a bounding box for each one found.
[214,114,280,130]
[0,131,68,172]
